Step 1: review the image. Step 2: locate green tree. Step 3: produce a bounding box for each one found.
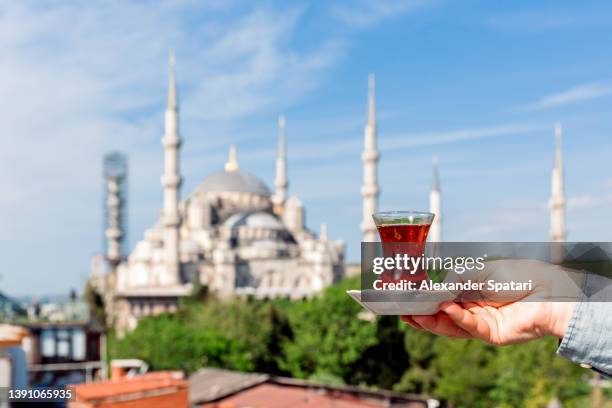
[108,276,601,407]
[254,302,293,374]
[279,277,377,382]
[433,338,497,408]
[112,312,253,373]
[83,282,106,328]
[184,296,292,374]
[348,316,408,389]
[492,338,590,407]
[394,329,439,395]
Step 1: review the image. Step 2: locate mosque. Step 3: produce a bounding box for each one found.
[90,56,345,333]
[91,55,567,334]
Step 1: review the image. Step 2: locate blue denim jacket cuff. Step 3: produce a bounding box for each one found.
[556,273,612,376]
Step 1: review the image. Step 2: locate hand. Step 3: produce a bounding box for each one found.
[402,300,575,345]
[402,260,580,345]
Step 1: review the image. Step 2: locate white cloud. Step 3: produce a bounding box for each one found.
[381,123,544,150]
[332,0,434,28]
[230,122,545,167]
[0,1,345,295]
[184,7,344,121]
[519,83,612,111]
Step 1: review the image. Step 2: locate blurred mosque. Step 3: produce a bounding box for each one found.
[90,54,566,333]
[90,55,345,333]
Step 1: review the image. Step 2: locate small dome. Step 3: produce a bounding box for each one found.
[196,169,270,196]
[245,212,284,229]
[224,212,284,230]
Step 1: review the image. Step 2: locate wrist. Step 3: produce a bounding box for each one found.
[544,302,576,339]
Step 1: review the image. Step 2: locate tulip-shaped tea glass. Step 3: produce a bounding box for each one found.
[372,211,435,284]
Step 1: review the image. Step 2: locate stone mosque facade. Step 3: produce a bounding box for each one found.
[91,56,345,333]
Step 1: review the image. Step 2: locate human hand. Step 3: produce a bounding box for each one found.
[402,260,580,345]
[402,300,575,345]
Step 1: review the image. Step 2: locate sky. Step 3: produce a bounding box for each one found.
[2,0,612,296]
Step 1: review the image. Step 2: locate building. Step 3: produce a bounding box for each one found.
[0,293,105,388]
[68,367,436,408]
[19,296,104,387]
[70,371,188,408]
[0,324,30,392]
[0,292,26,322]
[91,54,345,334]
[189,368,437,408]
[23,320,104,387]
[89,59,569,334]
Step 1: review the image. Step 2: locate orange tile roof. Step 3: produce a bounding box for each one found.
[200,383,390,408]
[72,372,188,402]
[0,324,29,347]
[190,368,430,407]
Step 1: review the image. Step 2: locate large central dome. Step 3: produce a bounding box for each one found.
[196,169,270,196]
[195,144,271,197]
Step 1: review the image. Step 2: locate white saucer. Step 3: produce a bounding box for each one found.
[346,289,457,315]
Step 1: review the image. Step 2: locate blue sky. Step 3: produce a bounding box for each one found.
[2,0,612,296]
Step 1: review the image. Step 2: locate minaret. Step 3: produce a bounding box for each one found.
[105,175,123,266]
[160,50,182,284]
[103,152,127,267]
[273,115,289,211]
[361,73,380,242]
[320,223,328,242]
[429,156,442,242]
[549,123,566,242]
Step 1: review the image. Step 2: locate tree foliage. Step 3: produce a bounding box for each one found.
[110,277,597,406]
[83,282,106,328]
[279,278,378,382]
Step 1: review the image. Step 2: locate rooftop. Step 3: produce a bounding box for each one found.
[70,371,188,403]
[190,367,269,403]
[0,324,29,347]
[189,368,433,408]
[200,382,385,408]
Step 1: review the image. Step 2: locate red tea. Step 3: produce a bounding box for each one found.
[376,224,431,284]
[376,224,431,243]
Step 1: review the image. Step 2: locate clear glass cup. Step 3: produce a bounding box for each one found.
[372,211,435,284]
[372,211,435,243]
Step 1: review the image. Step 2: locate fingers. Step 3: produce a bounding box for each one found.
[400,315,424,330]
[411,313,472,339]
[439,301,492,342]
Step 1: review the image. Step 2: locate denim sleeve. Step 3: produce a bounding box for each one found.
[556,272,612,376]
